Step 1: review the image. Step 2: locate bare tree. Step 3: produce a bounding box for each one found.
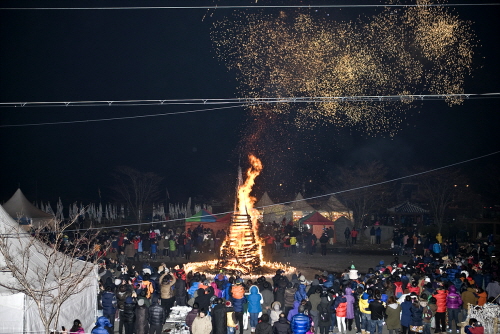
[0,212,103,334]
[416,168,469,233]
[328,161,391,228]
[112,166,164,223]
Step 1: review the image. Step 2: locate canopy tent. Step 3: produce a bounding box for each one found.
[291,192,316,221]
[318,195,353,222]
[298,211,334,238]
[0,205,98,334]
[185,210,231,233]
[3,188,54,226]
[256,192,291,224]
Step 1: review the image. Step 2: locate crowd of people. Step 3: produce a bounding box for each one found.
[82,224,500,334]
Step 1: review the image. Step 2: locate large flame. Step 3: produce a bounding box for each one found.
[187,154,297,276]
[217,154,265,274]
[237,154,263,261]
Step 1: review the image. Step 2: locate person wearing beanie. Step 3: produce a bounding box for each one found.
[135,298,149,334]
[231,279,247,334]
[359,291,371,334]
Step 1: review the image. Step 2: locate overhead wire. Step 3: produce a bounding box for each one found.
[2,149,498,236]
[1,3,499,10]
[2,93,499,128]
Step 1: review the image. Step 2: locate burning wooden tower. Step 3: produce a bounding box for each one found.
[217,157,263,274]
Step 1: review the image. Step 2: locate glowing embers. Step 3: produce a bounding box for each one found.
[218,213,262,274]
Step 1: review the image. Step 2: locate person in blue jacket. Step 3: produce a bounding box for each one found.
[291,305,311,334]
[294,283,308,302]
[247,285,263,332]
[91,316,113,334]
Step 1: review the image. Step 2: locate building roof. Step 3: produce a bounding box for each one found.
[387,202,429,214]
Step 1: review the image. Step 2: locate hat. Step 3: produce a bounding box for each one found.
[425,277,431,283]
[143,268,151,275]
[152,296,159,304]
[299,275,306,283]
[114,279,122,286]
[225,301,232,307]
[137,299,145,306]
[136,275,143,282]
[235,278,243,285]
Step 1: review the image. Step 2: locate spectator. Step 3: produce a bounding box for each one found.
[191,309,212,334]
[148,296,165,334]
[91,316,112,334]
[255,313,273,334]
[291,305,311,334]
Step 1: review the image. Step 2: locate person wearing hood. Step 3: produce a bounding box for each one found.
[446,285,463,333]
[385,296,401,334]
[287,300,301,322]
[247,285,264,332]
[134,298,149,334]
[401,295,413,334]
[317,293,333,334]
[410,298,424,334]
[122,296,136,334]
[284,283,297,317]
[273,312,291,334]
[345,287,356,331]
[91,316,112,334]
[270,301,283,325]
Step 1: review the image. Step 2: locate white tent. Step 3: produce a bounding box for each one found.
[0,205,98,334]
[3,188,55,227]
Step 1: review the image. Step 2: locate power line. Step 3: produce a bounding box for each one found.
[2,93,498,109]
[2,149,495,236]
[0,104,249,128]
[1,93,499,128]
[2,3,499,10]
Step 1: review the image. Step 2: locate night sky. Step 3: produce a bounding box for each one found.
[1,1,499,207]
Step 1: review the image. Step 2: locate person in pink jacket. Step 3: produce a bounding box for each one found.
[446,285,463,333]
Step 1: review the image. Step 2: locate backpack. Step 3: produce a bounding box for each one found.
[395,285,403,298]
[423,305,433,321]
[285,238,291,246]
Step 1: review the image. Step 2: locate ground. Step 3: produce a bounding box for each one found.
[123,241,406,333]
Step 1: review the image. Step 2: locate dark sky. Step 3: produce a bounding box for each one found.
[1,0,499,207]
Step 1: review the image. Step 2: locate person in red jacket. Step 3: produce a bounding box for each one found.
[433,287,448,334]
[335,291,348,334]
